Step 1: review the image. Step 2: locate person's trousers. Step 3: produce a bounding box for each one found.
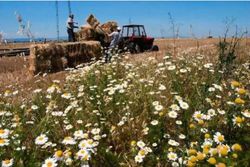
[67,28,75,42]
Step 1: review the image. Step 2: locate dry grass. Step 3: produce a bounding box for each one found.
[1,38,249,102]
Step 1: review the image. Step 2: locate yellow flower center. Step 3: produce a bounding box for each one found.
[189,156,197,163]
[189,124,195,129]
[205,134,210,139]
[80,143,86,147]
[130,140,136,146]
[232,143,242,151]
[3,159,10,164]
[235,98,245,104]
[207,157,216,165]
[217,163,226,167]
[159,112,164,116]
[198,120,204,125]
[235,117,243,123]
[211,149,217,156]
[196,152,205,161]
[139,150,146,156]
[238,88,246,95]
[188,149,197,155]
[187,161,195,167]
[232,153,238,158]
[218,135,224,142]
[87,140,93,145]
[55,150,63,157]
[0,129,5,134]
[38,137,44,141]
[196,114,202,119]
[231,81,240,87]
[0,138,5,144]
[219,147,228,156]
[47,162,53,167]
[83,155,89,161]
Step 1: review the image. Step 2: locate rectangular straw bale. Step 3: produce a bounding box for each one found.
[29,41,102,74]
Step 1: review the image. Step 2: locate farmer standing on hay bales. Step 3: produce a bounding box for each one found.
[66,14,79,42]
[105,26,121,62]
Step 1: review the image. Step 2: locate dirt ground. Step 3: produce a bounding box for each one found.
[1,38,249,102]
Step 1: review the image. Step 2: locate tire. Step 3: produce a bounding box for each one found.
[151,45,159,51]
[127,42,136,53]
[134,44,141,53]
[129,43,142,53]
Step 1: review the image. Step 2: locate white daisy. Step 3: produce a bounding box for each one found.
[91,128,101,135]
[179,101,189,110]
[78,139,94,149]
[168,139,179,147]
[155,105,163,111]
[137,140,146,149]
[42,158,57,167]
[134,155,143,163]
[217,109,225,115]
[150,120,159,126]
[213,132,225,144]
[170,104,180,111]
[168,65,176,71]
[62,136,76,145]
[159,84,166,90]
[61,93,71,99]
[207,109,216,117]
[168,111,178,118]
[242,110,250,118]
[2,159,14,167]
[74,130,84,140]
[167,152,178,161]
[0,129,10,139]
[35,134,48,145]
[76,149,91,161]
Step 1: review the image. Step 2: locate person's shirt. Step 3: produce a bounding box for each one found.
[109,31,120,48]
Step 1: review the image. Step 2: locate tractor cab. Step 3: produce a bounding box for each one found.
[119,25,159,53]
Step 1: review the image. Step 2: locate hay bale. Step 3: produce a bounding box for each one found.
[76,16,118,44]
[86,14,100,29]
[29,41,102,74]
[100,21,118,34]
[76,25,97,41]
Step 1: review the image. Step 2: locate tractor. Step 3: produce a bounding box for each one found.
[119,25,159,53]
[85,15,159,53]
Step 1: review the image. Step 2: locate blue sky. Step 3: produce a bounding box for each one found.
[0,1,250,39]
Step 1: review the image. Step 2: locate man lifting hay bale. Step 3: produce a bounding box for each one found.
[75,14,118,47]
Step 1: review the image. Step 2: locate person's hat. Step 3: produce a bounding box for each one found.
[117,27,121,31]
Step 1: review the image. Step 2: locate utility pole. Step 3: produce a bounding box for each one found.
[68,0,72,15]
[55,0,59,41]
[129,18,132,24]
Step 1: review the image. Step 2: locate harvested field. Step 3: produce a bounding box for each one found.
[1,37,250,166]
[1,38,249,89]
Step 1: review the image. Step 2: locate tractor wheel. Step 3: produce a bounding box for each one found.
[127,42,136,53]
[128,43,141,54]
[134,44,142,53]
[151,45,159,51]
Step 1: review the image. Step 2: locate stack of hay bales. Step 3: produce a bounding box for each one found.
[29,41,101,74]
[75,14,118,45]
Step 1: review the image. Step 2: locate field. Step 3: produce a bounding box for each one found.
[0,38,250,167]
